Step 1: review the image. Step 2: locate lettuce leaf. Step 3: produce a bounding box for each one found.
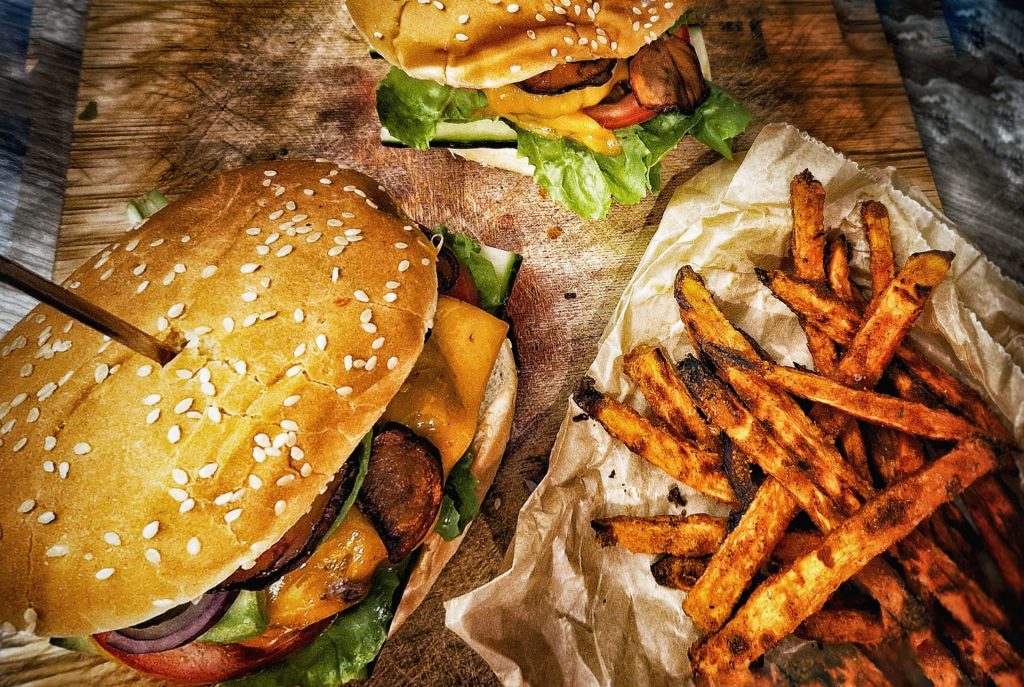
[375,65,750,219]
[218,566,403,687]
[325,431,373,539]
[376,67,489,150]
[435,451,480,541]
[432,228,502,309]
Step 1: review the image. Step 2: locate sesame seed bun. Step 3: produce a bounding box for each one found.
[346,0,690,89]
[0,160,439,637]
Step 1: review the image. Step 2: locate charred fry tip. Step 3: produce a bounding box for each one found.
[704,343,757,372]
[573,376,602,414]
[590,519,615,546]
[860,199,889,219]
[753,267,771,286]
[793,168,819,187]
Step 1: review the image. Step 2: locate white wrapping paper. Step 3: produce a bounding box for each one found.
[444,123,1024,687]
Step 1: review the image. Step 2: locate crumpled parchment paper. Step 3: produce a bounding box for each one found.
[444,123,1024,687]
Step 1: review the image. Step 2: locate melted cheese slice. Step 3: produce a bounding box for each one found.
[263,296,509,630]
[484,62,628,155]
[382,295,509,472]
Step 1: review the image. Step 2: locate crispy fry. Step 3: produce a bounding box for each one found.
[782,644,892,687]
[676,267,871,503]
[796,608,890,646]
[677,356,935,640]
[861,200,895,300]
[826,234,862,305]
[677,356,849,527]
[833,250,952,390]
[719,351,985,441]
[623,345,720,452]
[674,266,759,359]
[887,361,942,407]
[790,170,828,283]
[944,618,1024,687]
[691,437,998,681]
[756,268,1013,444]
[790,171,838,375]
[839,422,871,484]
[897,529,1010,632]
[591,514,727,556]
[651,555,709,591]
[962,480,1024,603]
[574,378,736,504]
[684,478,799,632]
[772,530,822,565]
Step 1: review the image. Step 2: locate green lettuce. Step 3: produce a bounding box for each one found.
[435,451,481,541]
[218,566,403,687]
[431,227,505,309]
[376,64,750,219]
[376,67,489,150]
[325,431,372,539]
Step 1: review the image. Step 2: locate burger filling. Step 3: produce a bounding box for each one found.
[60,231,520,687]
[375,23,750,220]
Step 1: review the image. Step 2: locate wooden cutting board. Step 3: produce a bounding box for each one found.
[55,0,933,684]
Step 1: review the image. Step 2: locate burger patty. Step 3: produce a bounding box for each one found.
[517,58,617,95]
[628,33,708,113]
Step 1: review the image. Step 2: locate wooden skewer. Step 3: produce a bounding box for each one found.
[0,255,180,365]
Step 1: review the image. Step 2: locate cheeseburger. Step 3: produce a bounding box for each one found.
[0,161,519,685]
[346,0,750,220]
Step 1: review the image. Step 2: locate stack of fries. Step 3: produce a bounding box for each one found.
[575,171,1024,686]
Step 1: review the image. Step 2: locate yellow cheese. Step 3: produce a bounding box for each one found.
[484,61,627,155]
[264,506,387,631]
[382,295,509,472]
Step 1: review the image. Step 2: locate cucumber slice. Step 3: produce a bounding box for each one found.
[479,244,522,306]
[381,120,518,149]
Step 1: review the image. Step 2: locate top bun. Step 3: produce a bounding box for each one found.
[347,0,689,89]
[0,161,438,637]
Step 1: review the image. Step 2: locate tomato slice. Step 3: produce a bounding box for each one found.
[93,620,327,685]
[674,24,691,42]
[582,92,658,130]
[442,254,481,307]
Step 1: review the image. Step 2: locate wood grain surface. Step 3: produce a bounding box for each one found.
[54,1,933,684]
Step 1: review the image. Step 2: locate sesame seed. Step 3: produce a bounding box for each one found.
[37,511,56,524]
[241,291,258,303]
[458,13,469,22]
[455,32,469,41]
[136,280,150,294]
[96,568,115,580]
[207,406,222,423]
[179,498,195,513]
[225,508,242,524]
[284,395,300,407]
[58,462,69,479]
[104,532,121,546]
[387,356,399,370]
[142,521,160,539]
[275,500,286,515]
[187,537,201,555]
[508,3,519,10]
[234,361,247,374]
[256,245,270,256]
[167,425,182,444]
[510,64,522,72]
[277,474,295,486]
[290,446,305,461]
[26,408,39,423]
[294,342,307,357]
[264,170,277,177]
[371,337,385,349]
[156,317,169,332]
[373,30,383,38]
[354,290,369,302]
[281,419,299,431]
[385,280,400,289]
[336,386,353,396]
[300,463,313,477]
[13,437,27,452]
[315,334,327,350]
[362,322,378,334]
[18,499,35,513]
[319,178,332,185]
[286,364,302,378]
[276,244,294,257]
[46,544,69,557]
[137,364,153,377]
[73,442,91,455]
[172,468,189,485]
[43,436,55,450]
[365,356,378,371]
[293,308,305,323]
[242,313,259,327]
[344,355,353,371]
[198,462,218,478]
[146,408,161,424]
[174,398,193,414]
[399,260,411,272]
[145,548,161,564]
[143,393,161,406]
[384,292,397,302]
[43,461,54,473]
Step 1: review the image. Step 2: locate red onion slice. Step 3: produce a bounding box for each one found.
[102,590,238,654]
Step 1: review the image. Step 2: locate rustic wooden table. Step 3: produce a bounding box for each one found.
[1,0,1022,685]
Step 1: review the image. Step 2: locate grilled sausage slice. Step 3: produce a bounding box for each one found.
[518,58,617,95]
[628,34,708,113]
